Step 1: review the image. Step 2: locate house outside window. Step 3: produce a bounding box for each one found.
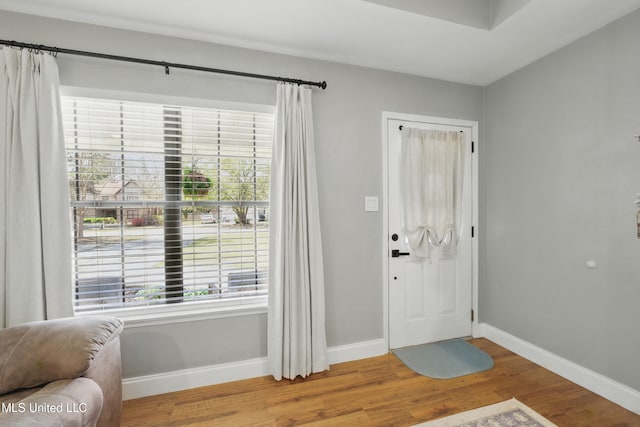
[63,95,273,315]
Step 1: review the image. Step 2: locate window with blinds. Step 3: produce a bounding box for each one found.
[63,95,273,312]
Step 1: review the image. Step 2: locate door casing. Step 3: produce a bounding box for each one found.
[381,111,479,350]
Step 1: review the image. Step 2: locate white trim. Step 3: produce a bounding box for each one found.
[381,113,390,350]
[381,111,480,350]
[77,299,268,329]
[478,323,640,415]
[122,338,387,400]
[327,338,388,365]
[470,119,479,337]
[60,86,275,113]
[122,357,268,400]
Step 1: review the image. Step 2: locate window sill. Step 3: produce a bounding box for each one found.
[74,296,268,328]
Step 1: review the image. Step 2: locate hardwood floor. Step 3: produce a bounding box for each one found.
[121,338,640,426]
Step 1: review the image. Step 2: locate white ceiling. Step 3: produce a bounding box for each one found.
[1,0,640,86]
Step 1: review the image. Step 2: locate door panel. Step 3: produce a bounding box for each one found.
[388,117,473,349]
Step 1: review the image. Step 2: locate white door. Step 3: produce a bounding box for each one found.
[387,115,475,349]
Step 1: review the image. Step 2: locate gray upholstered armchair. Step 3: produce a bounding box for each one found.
[0,316,123,426]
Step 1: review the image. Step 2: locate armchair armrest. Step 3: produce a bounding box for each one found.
[0,316,123,395]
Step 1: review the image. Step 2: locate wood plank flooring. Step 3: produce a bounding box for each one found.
[120,338,640,426]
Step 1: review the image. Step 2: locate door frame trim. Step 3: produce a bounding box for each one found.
[381,111,479,350]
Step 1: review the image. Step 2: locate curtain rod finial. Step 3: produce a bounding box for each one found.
[320,81,327,90]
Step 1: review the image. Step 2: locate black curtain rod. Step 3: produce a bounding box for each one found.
[0,39,327,90]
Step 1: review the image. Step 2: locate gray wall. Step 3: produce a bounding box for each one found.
[482,10,640,390]
[0,10,482,378]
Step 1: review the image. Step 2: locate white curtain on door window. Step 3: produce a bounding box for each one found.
[0,48,73,328]
[400,128,465,259]
[268,83,328,380]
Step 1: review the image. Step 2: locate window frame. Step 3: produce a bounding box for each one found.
[62,86,274,324]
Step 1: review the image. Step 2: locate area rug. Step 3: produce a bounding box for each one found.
[393,339,493,379]
[414,398,557,426]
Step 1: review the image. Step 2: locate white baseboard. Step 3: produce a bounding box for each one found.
[478,323,640,415]
[328,338,388,365]
[122,338,387,400]
[122,357,268,400]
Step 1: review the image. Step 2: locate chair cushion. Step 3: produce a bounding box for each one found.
[0,316,122,395]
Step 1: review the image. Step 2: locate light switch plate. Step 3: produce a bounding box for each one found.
[365,196,379,212]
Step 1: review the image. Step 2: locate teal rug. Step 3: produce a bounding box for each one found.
[393,339,493,379]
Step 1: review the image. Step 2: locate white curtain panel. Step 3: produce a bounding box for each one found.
[0,48,73,328]
[268,83,328,380]
[400,128,465,259]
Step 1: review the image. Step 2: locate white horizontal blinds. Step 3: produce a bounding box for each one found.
[63,96,273,312]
